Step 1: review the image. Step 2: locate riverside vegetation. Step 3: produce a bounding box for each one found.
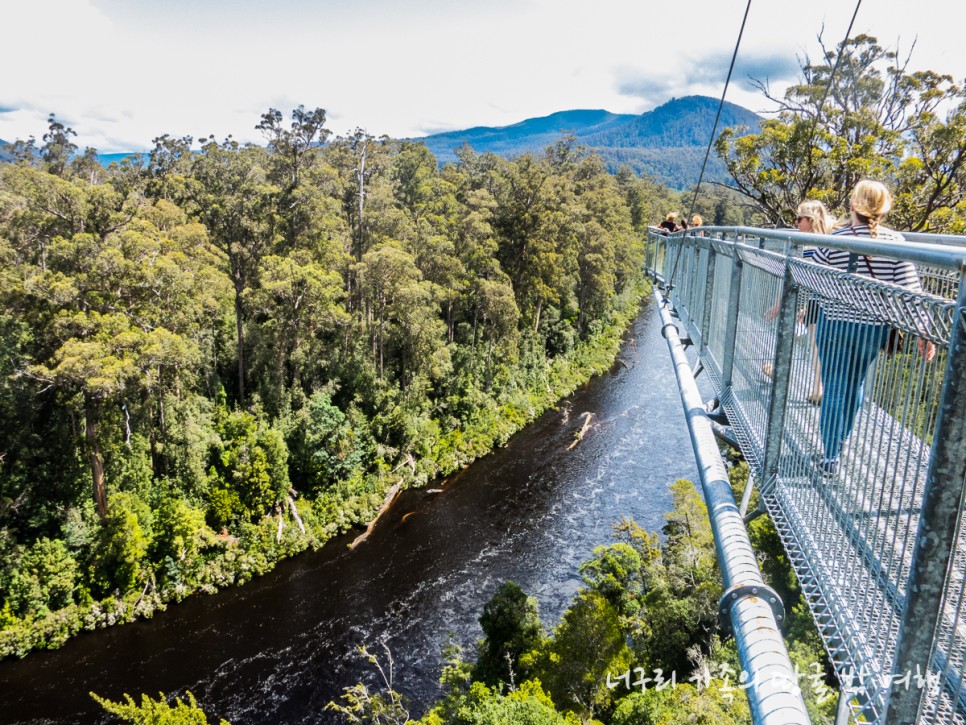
[92,458,836,724]
[320,458,838,725]
[0,109,686,658]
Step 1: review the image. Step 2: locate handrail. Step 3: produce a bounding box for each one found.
[660,226,966,270]
[657,289,812,724]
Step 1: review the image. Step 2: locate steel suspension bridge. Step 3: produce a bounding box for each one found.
[647,226,966,724]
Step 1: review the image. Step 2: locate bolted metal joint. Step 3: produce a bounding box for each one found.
[718,583,786,635]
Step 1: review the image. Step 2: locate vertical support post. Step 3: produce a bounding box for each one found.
[835,687,854,725]
[721,251,744,393]
[700,246,717,355]
[754,260,798,506]
[885,271,966,725]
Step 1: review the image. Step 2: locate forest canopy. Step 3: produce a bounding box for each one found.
[0,110,676,655]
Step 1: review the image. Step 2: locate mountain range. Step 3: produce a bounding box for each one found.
[1,96,762,189]
[416,95,762,188]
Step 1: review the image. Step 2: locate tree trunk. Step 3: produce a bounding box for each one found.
[84,393,108,521]
[485,336,494,390]
[356,142,367,260]
[234,286,246,404]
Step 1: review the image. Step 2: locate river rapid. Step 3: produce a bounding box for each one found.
[0,299,697,723]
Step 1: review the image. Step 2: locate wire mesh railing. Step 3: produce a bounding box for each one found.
[647,225,966,724]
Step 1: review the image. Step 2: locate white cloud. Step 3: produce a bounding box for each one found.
[0,0,963,151]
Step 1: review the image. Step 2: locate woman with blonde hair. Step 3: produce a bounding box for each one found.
[658,212,679,233]
[796,200,835,404]
[811,180,935,476]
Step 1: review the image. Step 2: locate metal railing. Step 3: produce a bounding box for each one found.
[646,225,966,725]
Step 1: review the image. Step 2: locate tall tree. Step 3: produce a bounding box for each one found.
[256,105,329,190]
[5,169,202,518]
[40,114,78,178]
[184,138,280,403]
[716,34,965,229]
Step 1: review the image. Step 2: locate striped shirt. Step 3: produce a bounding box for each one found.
[813,224,922,322]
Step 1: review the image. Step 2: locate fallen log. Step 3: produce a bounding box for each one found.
[567,412,593,451]
[288,496,306,534]
[350,480,404,549]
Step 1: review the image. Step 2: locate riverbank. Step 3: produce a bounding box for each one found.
[0,280,651,661]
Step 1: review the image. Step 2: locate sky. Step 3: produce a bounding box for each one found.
[1,0,964,152]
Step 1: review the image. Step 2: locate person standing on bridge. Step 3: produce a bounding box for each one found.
[812,180,936,477]
[658,212,680,233]
[796,200,836,405]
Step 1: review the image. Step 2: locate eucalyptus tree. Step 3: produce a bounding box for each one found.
[489,154,570,332]
[476,278,519,389]
[39,114,78,178]
[184,137,281,403]
[324,129,392,261]
[256,105,334,255]
[248,250,347,407]
[256,105,329,191]
[2,163,204,519]
[355,242,422,379]
[716,34,965,229]
[146,134,194,201]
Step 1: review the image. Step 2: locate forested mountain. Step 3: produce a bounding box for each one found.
[418,96,762,189]
[417,109,637,164]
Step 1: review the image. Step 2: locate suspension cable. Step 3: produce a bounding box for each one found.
[687,0,753,221]
[799,0,863,204]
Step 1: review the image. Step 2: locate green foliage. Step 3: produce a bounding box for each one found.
[325,643,411,724]
[531,589,632,720]
[2,537,78,617]
[151,497,211,586]
[206,405,291,528]
[95,491,152,594]
[420,680,575,725]
[610,684,749,725]
[716,34,965,231]
[474,581,544,687]
[90,690,229,724]
[579,543,643,619]
[287,391,373,492]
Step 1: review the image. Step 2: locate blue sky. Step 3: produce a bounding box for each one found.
[1,0,963,152]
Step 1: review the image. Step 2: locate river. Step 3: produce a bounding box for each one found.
[0,300,698,723]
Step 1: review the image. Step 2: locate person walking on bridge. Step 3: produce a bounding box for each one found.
[812,180,936,476]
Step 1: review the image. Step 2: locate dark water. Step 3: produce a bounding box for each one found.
[0,301,697,723]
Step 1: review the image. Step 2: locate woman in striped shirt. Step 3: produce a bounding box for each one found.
[812,180,936,476]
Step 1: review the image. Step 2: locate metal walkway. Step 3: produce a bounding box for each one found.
[647,226,966,725]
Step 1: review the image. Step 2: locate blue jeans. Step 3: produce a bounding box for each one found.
[815,313,889,461]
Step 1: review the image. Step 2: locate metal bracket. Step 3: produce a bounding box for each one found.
[707,410,730,426]
[692,360,704,379]
[710,421,740,450]
[718,583,785,634]
[743,508,766,525]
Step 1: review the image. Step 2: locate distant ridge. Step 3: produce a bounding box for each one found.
[98,151,145,165]
[416,96,762,189]
[0,139,14,163]
[417,109,637,163]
